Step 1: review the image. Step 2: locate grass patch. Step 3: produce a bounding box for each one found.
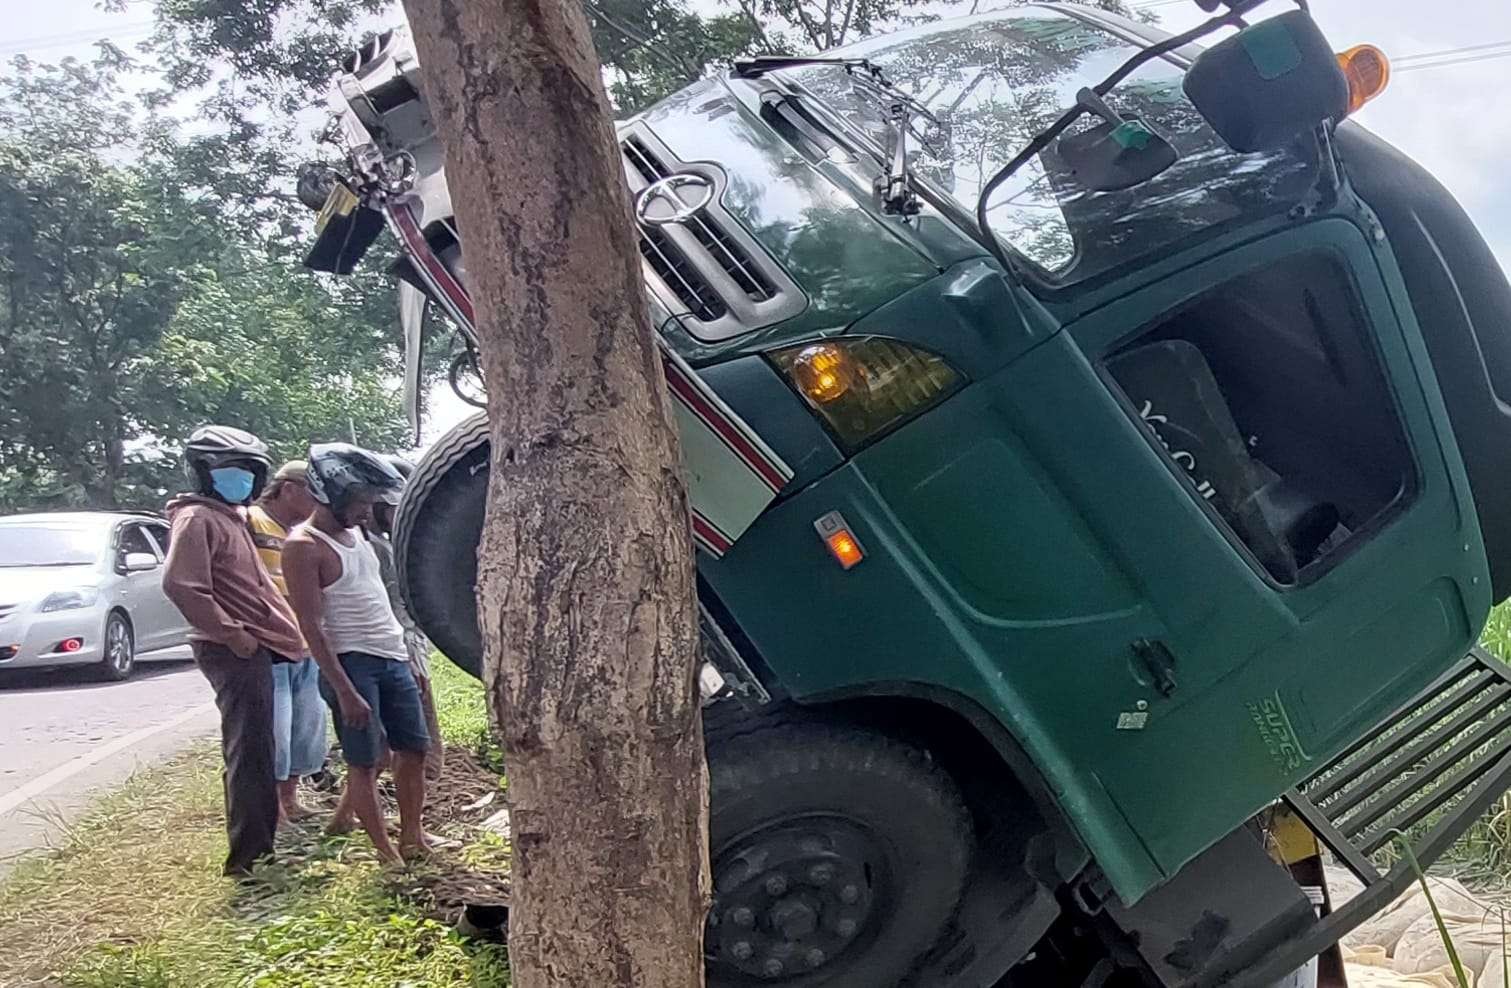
[431,653,491,751]
[1439,601,1511,886]
[0,652,510,988]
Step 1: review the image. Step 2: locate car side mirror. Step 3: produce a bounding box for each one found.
[123,552,159,573]
[1183,10,1349,153]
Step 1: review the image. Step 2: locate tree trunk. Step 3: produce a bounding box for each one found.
[401,3,709,987]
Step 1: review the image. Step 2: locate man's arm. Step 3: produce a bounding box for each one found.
[283,536,372,729]
[162,511,258,657]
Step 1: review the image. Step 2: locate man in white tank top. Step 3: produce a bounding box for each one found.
[283,444,432,864]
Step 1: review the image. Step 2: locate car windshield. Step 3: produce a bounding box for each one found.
[0,526,102,567]
[786,8,1320,284]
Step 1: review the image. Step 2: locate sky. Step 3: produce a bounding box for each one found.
[3,0,1510,446]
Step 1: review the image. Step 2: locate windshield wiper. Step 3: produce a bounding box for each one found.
[735,55,936,216]
[733,55,877,79]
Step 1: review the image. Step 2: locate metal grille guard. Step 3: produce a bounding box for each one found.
[1234,647,1511,986]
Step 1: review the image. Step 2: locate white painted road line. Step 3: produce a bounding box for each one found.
[0,701,216,817]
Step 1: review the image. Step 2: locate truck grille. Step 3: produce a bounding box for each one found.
[622,136,776,305]
[637,225,728,322]
[618,126,802,340]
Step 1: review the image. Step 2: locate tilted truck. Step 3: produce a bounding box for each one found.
[300,2,1511,984]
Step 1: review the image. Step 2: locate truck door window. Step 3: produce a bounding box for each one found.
[1104,252,1413,585]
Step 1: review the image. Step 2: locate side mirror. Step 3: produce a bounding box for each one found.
[1058,88,1178,192]
[1183,10,1349,153]
[123,552,159,573]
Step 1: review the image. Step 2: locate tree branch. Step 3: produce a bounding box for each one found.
[836,0,859,46]
[737,0,778,53]
[585,2,702,84]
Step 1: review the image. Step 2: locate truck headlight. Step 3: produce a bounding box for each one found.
[770,338,962,449]
[39,588,100,612]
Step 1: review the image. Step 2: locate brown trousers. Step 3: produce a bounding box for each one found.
[194,642,279,876]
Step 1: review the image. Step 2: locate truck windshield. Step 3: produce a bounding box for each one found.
[785,8,1321,285]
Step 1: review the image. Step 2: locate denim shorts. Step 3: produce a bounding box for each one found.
[271,657,328,780]
[318,652,431,768]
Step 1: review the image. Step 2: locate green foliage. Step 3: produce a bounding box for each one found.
[0,54,405,513]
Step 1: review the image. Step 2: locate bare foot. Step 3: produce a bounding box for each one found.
[400,833,438,862]
[282,803,318,823]
[324,813,358,836]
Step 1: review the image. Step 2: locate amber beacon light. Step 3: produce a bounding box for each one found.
[1338,45,1390,114]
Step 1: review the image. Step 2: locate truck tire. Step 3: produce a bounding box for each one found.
[705,721,973,988]
[392,412,489,677]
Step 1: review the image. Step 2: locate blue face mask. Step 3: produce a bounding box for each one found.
[209,466,256,504]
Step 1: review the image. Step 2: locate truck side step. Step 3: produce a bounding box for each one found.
[1234,647,1511,986]
[1289,647,1511,879]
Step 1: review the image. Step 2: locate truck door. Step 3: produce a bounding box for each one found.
[999,220,1489,893]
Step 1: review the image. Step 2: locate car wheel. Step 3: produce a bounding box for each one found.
[101,613,135,681]
[705,721,974,988]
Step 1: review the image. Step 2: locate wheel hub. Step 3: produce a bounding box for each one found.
[108,623,130,670]
[707,819,883,981]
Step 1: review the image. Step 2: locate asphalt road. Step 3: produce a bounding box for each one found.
[0,653,218,875]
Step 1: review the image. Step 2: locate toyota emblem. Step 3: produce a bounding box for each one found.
[635,173,715,226]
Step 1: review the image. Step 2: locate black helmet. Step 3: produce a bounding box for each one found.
[183,425,272,501]
[307,443,407,519]
[381,454,415,481]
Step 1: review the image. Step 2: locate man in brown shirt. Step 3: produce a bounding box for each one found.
[162,425,305,877]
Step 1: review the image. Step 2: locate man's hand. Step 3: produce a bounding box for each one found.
[228,630,259,659]
[337,687,373,730]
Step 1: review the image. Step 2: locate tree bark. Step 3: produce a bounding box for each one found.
[400,3,709,987]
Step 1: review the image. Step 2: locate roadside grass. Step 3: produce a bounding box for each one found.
[1437,600,1511,887]
[0,654,510,988]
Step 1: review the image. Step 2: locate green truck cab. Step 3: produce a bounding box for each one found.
[302,2,1511,984]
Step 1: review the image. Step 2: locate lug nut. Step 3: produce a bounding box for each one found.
[731,907,754,928]
[732,940,754,960]
[806,948,827,968]
[839,884,860,904]
[763,958,785,977]
[765,875,788,896]
[808,864,835,885]
[837,918,858,937]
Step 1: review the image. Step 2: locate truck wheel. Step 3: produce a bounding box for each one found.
[392,413,489,677]
[706,722,973,988]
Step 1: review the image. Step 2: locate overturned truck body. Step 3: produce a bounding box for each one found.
[303,3,1511,985]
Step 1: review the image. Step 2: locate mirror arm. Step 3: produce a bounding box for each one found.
[971,0,1290,275]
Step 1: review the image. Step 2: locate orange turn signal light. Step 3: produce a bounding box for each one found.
[814,510,865,570]
[790,343,858,405]
[1338,45,1390,114]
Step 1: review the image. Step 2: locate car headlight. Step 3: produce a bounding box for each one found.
[39,588,100,612]
[769,338,962,449]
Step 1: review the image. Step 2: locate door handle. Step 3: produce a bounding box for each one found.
[1132,639,1178,697]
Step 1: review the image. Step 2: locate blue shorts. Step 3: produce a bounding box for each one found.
[271,657,328,780]
[319,652,430,768]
